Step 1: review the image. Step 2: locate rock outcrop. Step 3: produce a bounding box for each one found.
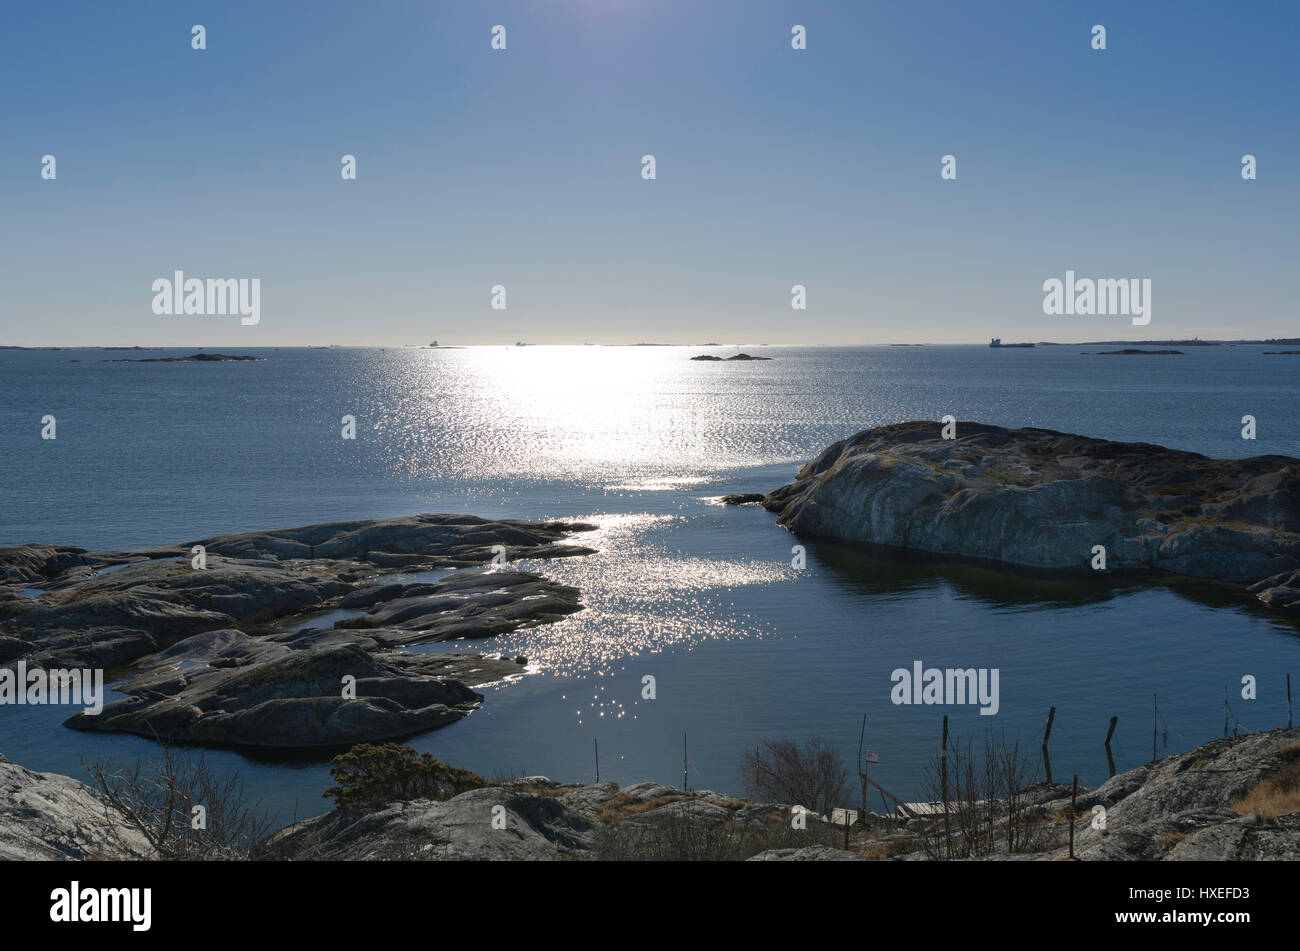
[758,421,1300,605]
[0,753,153,860]
[64,631,519,748]
[269,728,1300,861]
[1002,727,1300,861]
[269,778,817,861]
[1,515,595,748]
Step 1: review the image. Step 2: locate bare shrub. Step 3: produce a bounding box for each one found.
[85,743,277,860]
[914,727,1054,859]
[740,737,847,816]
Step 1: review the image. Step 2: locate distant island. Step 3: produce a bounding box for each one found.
[691,353,772,361]
[1040,338,1300,347]
[1083,349,1183,355]
[106,353,263,363]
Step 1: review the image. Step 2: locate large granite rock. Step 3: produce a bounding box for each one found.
[0,753,153,860]
[268,777,815,861]
[269,785,600,860]
[760,421,1300,602]
[1017,727,1300,861]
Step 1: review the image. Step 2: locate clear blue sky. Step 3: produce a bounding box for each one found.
[3,0,1296,346]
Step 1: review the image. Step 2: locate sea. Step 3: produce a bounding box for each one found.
[2,343,1298,823]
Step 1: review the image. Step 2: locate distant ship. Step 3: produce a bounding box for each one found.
[429,340,438,347]
[989,337,1034,348]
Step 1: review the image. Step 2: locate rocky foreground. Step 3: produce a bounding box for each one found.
[746,421,1300,609]
[0,514,595,747]
[4,727,1297,861]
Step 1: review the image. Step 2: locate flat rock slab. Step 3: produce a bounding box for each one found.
[192,513,596,567]
[64,632,519,748]
[0,514,594,749]
[0,513,595,670]
[333,569,582,642]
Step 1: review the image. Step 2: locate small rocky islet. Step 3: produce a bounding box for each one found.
[105,352,263,362]
[732,420,1300,611]
[0,514,596,748]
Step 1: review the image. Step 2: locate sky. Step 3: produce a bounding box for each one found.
[2,0,1297,346]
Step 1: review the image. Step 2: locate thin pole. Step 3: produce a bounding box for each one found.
[594,737,599,783]
[1069,774,1079,860]
[1152,693,1158,762]
[682,732,688,791]
[1105,716,1118,778]
[1288,674,1293,729]
[941,715,950,858]
[1041,706,1055,784]
[858,714,867,821]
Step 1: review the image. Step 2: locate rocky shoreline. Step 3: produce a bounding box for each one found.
[4,727,1297,861]
[740,421,1300,610]
[0,514,596,748]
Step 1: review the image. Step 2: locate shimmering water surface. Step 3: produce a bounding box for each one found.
[2,345,1298,822]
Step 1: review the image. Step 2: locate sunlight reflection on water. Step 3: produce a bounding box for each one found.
[406,513,793,687]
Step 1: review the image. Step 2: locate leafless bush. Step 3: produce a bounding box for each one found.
[740,737,847,816]
[914,727,1053,859]
[85,742,277,860]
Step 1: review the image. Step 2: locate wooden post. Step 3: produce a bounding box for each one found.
[941,715,950,858]
[1069,774,1079,860]
[1041,706,1055,783]
[1105,716,1118,778]
[843,809,850,849]
[858,714,868,823]
[594,738,599,783]
[1152,693,1158,762]
[1279,670,1289,732]
[682,732,688,791]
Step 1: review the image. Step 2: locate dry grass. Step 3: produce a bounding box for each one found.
[982,467,1035,486]
[597,792,689,823]
[1231,745,1300,821]
[1154,831,1187,850]
[861,838,919,860]
[515,784,573,798]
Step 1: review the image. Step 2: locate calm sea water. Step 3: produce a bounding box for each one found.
[2,344,1298,822]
